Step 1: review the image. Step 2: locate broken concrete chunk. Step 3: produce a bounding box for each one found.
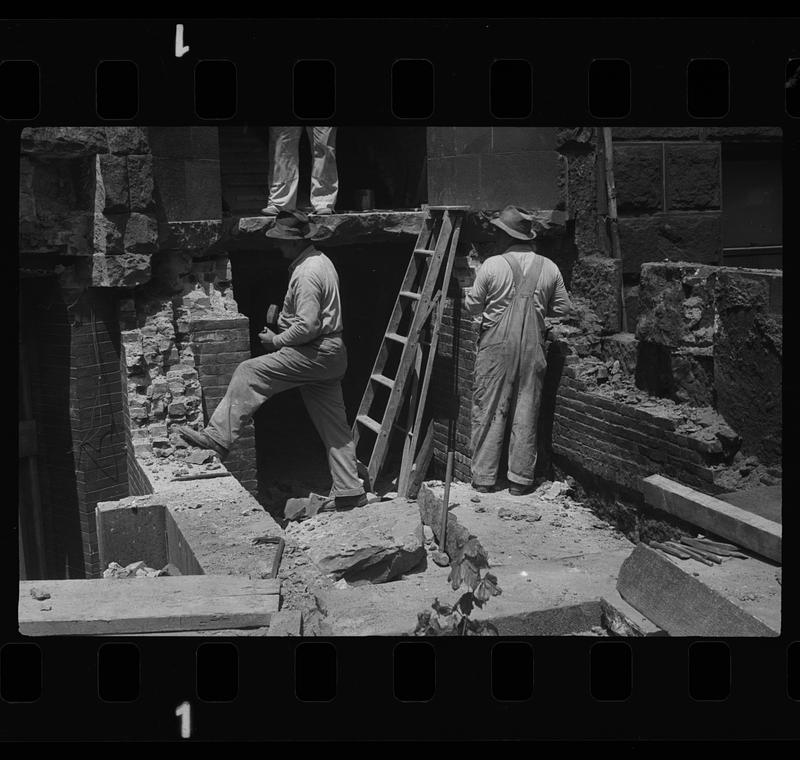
[29,587,51,601]
[186,449,213,465]
[286,500,425,584]
[497,507,542,523]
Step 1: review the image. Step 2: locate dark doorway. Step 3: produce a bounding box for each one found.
[229,241,413,512]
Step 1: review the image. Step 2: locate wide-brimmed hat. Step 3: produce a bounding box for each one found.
[264,210,332,241]
[489,205,537,241]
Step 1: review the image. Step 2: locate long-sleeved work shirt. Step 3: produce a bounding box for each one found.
[273,245,344,348]
[465,244,572,332]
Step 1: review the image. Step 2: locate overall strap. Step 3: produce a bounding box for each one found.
[519,253,545,297]
[502,253,525,289]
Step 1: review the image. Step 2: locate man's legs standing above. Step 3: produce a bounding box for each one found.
[266,127,302,212]
[309,126,338,213]
[300,378,364,498]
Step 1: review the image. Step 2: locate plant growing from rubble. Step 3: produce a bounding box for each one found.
[413,536,502,636]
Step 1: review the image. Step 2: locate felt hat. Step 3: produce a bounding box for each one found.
[489,205,537,241]
[264,210,332,241]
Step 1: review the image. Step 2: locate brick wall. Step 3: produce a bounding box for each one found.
[189,315,258,493]
[68,290,129,577]
[427,127,565,212]
[552,371,723,495]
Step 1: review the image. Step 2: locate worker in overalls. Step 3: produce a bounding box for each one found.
[180,210,366,510]
[465,206,572,496]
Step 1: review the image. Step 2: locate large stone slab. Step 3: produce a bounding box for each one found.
[285,500,426,584]
[617,544,778,636]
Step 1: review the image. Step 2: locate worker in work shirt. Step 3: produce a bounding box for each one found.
[465,205,572,496]
[180,210,366,510]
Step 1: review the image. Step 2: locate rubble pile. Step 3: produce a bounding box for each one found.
[102,560,170,578]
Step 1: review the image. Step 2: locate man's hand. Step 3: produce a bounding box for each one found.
[258,328,279,353]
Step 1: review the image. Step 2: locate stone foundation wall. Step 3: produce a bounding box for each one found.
[636,261,782,462]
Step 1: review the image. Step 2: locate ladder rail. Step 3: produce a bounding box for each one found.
[352,215,435,448]
[397,214,465,496]
[352,207,468,492]
[363,212,454,487]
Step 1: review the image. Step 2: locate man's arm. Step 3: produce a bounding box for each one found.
[464,260,491,318]
[272,272,323,348]
[546,268,572,319]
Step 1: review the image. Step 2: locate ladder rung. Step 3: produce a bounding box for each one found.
[399,290,421,300]
[415,248,436,256]
[371,373,395,389]
[385,332,408,345]
[356,415,382,435]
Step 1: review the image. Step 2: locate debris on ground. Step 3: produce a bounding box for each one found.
[102,561,166,578]
[497,506,542,522]
[29,587,50,601]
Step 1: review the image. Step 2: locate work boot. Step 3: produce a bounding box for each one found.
[471,482,493,494]
[178,427,229,461]
[261,204,280,216]
[333,492,368,510]
[508,483,535,496]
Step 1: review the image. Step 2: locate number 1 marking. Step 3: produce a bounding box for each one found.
[175,701,192,738]
[175,24,190,58]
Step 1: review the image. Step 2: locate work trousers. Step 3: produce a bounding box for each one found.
[471,254,547,487]
[205,335,363,497]
[267,126,338,212]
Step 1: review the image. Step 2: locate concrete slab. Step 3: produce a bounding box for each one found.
[720,485,782,525]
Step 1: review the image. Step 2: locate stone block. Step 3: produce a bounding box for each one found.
[570,255,623,334]
[106,127,150,156]
[285,500,426,584]
[702,126,782,141]
[92,253,151,288]
[97,154,129,212]
[184,159,222,220]
[612,127,702,141]
[123,213,158,255]
[427,126,454,158]
[127,154,155,211]
[453,126,492,154]
[613,144,663,213]
[618,213,722,275]
[492,127,559,153]
[427,155,481,208]
[93,213,125,255]
[21,127,109,157]
[480,150,564,212]
[665,143,721,211]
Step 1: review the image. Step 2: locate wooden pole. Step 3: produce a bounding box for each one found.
[601,127,628,333]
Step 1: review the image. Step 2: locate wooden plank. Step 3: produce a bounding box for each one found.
[617,544,777,637]
[19,576,279,636]
[642,474,781,563]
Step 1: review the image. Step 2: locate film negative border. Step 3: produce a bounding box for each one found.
[2,16,797,742]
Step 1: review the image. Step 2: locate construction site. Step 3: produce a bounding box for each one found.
[18,125,782,637]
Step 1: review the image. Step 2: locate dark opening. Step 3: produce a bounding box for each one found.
[219,126,428,216]
[229,241,413,511]
[19,278,82,579]
[721,142,782,269]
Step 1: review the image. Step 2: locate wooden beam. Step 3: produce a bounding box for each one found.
[642,474,781,563]
[19,576,280,636]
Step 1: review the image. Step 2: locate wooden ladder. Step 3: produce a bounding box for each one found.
[352,206,468,493]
